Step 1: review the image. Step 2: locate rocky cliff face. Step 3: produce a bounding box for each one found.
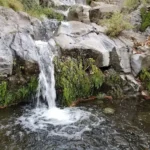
[0,0,150,106]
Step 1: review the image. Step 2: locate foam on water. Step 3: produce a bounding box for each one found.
[14,40,105,138]
[16,107,104,139]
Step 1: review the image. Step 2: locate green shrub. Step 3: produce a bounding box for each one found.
[101,12,132,37]
[140,7,150,31]
[54,57,104,106]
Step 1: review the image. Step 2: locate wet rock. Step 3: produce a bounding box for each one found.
[103,107,115,115]
[138,112,150,124]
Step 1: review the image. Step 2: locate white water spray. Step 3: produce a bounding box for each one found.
[16,40,104,138]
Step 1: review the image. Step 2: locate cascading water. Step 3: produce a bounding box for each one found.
[35,41,56,108]
[16,40,103,138]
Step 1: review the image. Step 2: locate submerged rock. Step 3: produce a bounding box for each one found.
[138,112,150,124]
[103,107,115,115]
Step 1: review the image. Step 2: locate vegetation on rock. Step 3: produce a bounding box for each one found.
[100,12,132,37]
[0,0,64,20]
[54,57,104,106]
[0,77,38,107]
[20,0,64,20]
[0,57,39,107]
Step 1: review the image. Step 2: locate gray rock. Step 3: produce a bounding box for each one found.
[89,3,120,23]
[145,27,150,36]
[111,38,131,73]
[31,18,60,40]
[10,32,38,62]
[68,5,91,23]
[130,5,143,31]
[0,35,14,76]
[131,53,150,76]
[55,21,116,67]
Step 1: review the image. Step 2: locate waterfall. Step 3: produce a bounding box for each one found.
[16,38,102,138]
[35,40,56,108]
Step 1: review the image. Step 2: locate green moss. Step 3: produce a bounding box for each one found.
[0,76,38,107]
[140,7,150,32]
[54,57,104,106]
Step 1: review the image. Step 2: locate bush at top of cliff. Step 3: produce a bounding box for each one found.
[140,7,150,31]
[100,12,132,37]
[0,0,23,11]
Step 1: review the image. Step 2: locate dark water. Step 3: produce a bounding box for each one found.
[0,97,150,150]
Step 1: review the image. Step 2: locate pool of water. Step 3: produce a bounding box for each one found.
[0,97,150,150]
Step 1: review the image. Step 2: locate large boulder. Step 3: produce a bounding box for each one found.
[54,21,115,67]
[111,38,131,73]
[89,3,120,23]
[54,21,132,71]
